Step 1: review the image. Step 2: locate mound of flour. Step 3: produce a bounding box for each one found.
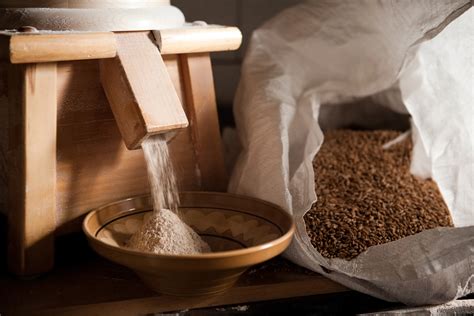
[128,208,210,255]
[126,134,210,255]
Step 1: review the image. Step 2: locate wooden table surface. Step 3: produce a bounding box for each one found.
[0,233,348,316]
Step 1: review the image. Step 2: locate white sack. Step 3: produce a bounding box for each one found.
[229,0,473,305]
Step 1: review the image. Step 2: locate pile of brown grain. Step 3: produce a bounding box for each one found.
[304,130,453,260]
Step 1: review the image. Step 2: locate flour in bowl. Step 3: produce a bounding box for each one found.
[127,134,210,255]
[128,208,210,254]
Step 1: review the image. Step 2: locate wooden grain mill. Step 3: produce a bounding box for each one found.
[0,0,242,276]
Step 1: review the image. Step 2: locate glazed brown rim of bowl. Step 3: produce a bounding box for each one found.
[83,191,295,261]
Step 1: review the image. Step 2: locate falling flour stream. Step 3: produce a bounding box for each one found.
[128,134,210,254]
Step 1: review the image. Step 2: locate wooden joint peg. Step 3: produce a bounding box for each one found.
[154,25,242,55]
[100,32,188,150]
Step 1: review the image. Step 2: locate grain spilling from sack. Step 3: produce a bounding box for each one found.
[304,130,453,260]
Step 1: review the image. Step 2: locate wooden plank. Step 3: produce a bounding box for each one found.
[156,25,242,55]
[44,276,346,316]
[10,33,117,64]
[100,32,188,149]
[7,62,57,275]
[180,53,227,191]
[0,251,348,315]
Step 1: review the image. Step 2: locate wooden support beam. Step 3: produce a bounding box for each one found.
[180,53,227,191]
[9,32,117,64]
[155,25,242,55]
[1,25,242,64]
[100,32,188,150]
[7,62,57,276]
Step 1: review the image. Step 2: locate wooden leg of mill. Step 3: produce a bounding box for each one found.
[179,53,227,191]
[7,62,57,276]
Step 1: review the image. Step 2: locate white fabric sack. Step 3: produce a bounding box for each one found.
[229,0,474,305]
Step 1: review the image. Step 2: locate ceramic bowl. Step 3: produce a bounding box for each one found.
[83,191,295,296]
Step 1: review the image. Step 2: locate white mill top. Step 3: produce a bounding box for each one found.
[0,0,185,31]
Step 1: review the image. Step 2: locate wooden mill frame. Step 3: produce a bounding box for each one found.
[0,26,241,276]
